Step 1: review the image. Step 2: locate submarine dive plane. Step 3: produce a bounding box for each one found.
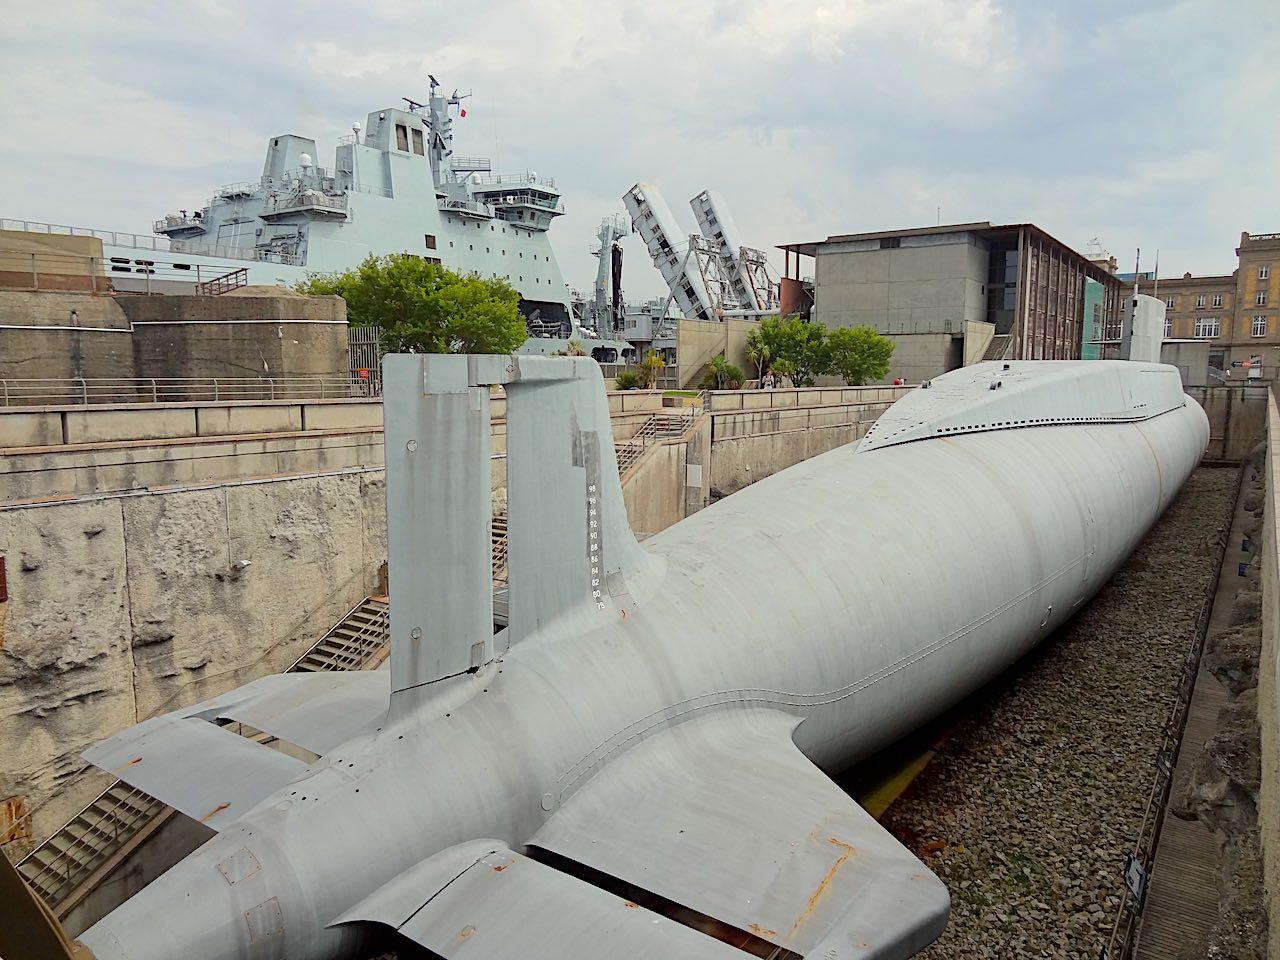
[15,355,1207,960]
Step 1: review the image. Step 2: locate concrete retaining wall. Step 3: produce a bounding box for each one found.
[0,470,387,853]
[709,399,897,496]
[0,384,899,855]
[1188,384,1270,462]
[0,288,348,386]
[1260,395,1280,958]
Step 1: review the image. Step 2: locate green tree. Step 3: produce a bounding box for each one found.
[744,328,770,385]
[296,253,526,354]
[824,326,894,385]
[699,355,745,390]
[770,357,796,385]
[754,315,828,386]
[638,349,665,389]
[613,370,642,390]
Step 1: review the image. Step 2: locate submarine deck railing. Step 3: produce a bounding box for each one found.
[1099,467,1240,959]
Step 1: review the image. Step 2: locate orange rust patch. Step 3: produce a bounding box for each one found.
[198,801,231,824]
[457,925,476,941]
[788,837,857,937]
[748,922,777,938]
[492,861,511,872]
[624,901,639,909]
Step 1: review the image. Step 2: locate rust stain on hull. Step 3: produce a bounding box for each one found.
[788,837,856,937]
[199,802,231,824]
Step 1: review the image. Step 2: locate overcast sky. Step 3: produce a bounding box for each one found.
[4,0,1278,299]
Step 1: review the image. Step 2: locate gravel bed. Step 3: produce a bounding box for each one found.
[879,467,1239,959]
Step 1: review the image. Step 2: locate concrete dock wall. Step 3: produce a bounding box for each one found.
[1188,384,1270,463]
[0,384,906,856]
[0,471,387,853]
[1260,395,1280,957]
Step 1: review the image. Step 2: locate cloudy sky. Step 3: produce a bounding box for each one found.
[4,0,1277,298]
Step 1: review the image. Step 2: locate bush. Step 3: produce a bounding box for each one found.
[613,370,642,390]
[700,355,745,390]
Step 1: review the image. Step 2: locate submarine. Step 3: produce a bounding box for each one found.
[12,354,1208,960]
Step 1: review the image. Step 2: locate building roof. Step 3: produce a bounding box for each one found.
[778,221,1122,286]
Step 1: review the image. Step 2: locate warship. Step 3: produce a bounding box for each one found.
[5,76,632,359]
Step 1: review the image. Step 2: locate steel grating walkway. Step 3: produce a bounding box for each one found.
[1133,481,1251,958]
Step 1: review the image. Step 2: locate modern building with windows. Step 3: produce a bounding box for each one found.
[1129,232,1279,376]
[779,222,1124,382]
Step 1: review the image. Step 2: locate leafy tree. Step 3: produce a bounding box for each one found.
[824,326,894,385]
[297,253,526,354]
[753,315,828,386]
[770,357,796,385]
[700,355,745,390]
[744,329,770,384]
[638,349,665,389]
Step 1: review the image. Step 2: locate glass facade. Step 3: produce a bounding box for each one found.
[986,244,1020,334]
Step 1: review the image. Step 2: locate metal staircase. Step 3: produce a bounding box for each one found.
[288,598,389,672]
[982,333,1012,361]
[17,407,695,914]
[193,267,248,296]
[15,783,168,913]
[614,410,696,474]
[491,512,509,589]
[17,513,518,916]
[17,597,392,916]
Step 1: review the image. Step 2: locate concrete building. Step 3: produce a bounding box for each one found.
[0,231,350,392]
[1130,231,1280,378]
[779,222,1124,382]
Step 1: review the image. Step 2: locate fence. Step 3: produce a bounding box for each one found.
[0,377,368,406]
[348,327,384,397]
[0,249,253,294]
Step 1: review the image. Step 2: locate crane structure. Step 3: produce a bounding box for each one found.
[624,182,780,322]
[587,214,630,338]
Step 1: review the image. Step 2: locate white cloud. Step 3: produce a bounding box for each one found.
[1,0,1276,297]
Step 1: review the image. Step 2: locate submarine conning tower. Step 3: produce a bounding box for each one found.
[858,359,1190,452]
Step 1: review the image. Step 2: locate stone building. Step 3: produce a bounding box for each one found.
[1130,231,1280,377]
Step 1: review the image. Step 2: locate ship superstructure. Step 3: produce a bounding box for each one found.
[12,79,588,342]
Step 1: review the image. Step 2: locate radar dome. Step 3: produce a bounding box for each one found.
[352,121,361,131]
[299,153,313,168]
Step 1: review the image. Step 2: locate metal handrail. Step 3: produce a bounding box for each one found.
[0,218,169,252]
[468,171,557,190]
[0,376,366,406]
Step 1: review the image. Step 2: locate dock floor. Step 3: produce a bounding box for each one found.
[1134,476,1247,958]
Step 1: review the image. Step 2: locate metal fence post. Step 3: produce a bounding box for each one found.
[77,378,88,405]
[31,253,38,291]
[213,379,219,402]
[150,380,158,403]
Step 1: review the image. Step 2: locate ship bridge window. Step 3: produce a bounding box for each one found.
[395,124,409,152]
[425,234,437,250]
[411,128,424,155]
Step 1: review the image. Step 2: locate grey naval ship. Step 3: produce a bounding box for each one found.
[16,76,632,359]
